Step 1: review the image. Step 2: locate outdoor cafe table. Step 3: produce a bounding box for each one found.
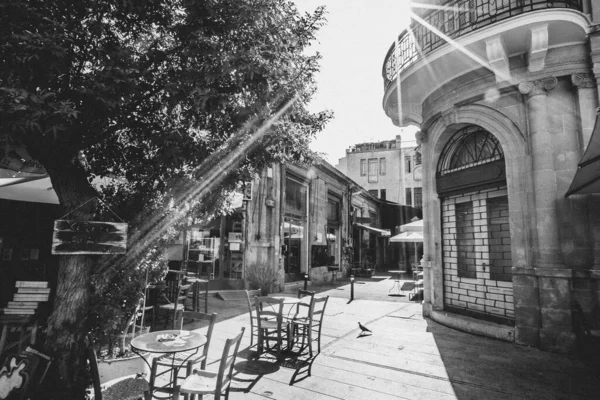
[130,330,206,398]
[387,270,407,296]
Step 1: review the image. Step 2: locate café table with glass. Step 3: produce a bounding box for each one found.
[130,329,206,398]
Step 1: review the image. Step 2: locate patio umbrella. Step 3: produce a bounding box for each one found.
[399,219,423,232]
[389,231,423,267]
[566,109,600,196]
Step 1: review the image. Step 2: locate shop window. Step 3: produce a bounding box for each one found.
[368,159,378,183]
[360,159,366,176]
[285,177,307,216]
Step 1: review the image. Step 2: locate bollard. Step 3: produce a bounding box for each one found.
[304,273,309,291]
[350,274,355,301]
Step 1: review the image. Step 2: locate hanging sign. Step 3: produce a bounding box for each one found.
[51,220,128,254]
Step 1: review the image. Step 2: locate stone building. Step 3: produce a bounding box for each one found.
[381,0,600,351]
[335,136,423,206]
[241,160,388,289]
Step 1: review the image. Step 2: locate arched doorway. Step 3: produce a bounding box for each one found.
[437,125,514,325]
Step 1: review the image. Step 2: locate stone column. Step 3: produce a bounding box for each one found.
[518,77,560,268]
[571,73,598,150]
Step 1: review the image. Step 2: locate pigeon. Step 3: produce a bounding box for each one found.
[358,322,372,333]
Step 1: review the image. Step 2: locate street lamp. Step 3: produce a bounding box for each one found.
[350,274,355,301]
[304,273,309,291]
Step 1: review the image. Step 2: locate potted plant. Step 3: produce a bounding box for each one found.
[245,263,280,296]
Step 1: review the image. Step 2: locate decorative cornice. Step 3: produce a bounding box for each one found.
[518,77,557,97]
[571,73,596,89]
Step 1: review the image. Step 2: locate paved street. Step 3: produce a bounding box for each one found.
[171,276,600,400]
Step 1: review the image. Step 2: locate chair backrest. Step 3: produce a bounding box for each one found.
[86,346,103,400]
[254,296,284,327]
[296,290,315,318]
[179,311,217,360]
[215,327,245,396]
[245,289,262,317]
[312,296,329,325]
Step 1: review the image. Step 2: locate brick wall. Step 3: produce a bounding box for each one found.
[442,187,514,321]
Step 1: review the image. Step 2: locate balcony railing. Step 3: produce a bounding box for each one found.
[382,0,583,89]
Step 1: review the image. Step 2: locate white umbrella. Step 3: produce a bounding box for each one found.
[399,219,423,232]
[389,231,423,243]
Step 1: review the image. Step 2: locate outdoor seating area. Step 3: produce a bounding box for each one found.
[79,287,331,400]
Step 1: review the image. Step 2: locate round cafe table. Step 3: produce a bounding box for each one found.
[131,330,206,398]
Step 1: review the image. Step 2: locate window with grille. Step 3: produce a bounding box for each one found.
[368,159,378,183]
[379,158,386,175]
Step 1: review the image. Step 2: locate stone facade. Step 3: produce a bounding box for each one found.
[382,2,600,352]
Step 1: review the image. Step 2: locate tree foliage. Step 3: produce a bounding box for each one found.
[0,0,331,397]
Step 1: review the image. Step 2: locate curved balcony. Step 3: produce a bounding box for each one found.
[382,0,583,90]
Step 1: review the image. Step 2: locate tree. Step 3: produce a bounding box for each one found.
[0,0,331,396]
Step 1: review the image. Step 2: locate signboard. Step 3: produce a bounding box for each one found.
[51,220,128,255]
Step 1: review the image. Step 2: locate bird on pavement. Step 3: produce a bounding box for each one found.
[358,322,372,333]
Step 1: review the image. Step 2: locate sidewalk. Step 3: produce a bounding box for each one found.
[180,276,600,399]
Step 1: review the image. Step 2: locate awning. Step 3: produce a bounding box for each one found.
[566,109,600,196]
[354,223,391,237]
[390,231,424,243]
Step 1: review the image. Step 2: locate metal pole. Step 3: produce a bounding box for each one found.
[304,273,308,291]
[350,275,355,301]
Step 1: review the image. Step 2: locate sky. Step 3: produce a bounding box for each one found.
[293,0,418,165]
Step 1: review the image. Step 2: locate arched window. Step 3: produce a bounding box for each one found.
[437,126,503,177]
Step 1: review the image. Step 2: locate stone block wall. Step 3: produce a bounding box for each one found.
[442,186,514,322]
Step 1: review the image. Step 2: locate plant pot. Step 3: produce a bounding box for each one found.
[97,352,150,384]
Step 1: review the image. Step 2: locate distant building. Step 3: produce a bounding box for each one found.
[335,136,422,207]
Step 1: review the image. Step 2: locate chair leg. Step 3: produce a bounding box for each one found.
[307,326,313,357]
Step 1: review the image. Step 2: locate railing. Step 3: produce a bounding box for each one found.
[382,0,583,89]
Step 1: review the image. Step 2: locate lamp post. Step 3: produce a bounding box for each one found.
[350,274,355,301]
[304,273,309,291]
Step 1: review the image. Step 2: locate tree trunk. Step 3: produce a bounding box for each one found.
[41,162,98,398]
[44,255,93,398]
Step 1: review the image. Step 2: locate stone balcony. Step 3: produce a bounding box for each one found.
[382,0,589,127]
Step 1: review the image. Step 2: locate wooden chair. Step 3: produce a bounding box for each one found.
[87,346,150,400]
[187,279,209,313]
[291,295,328,356]
[254,296,289,359]
[149,311,217,395]
[155,282,192,329]
[244,289,262,346]
[289,290,315,354]
[173,327,245,400]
